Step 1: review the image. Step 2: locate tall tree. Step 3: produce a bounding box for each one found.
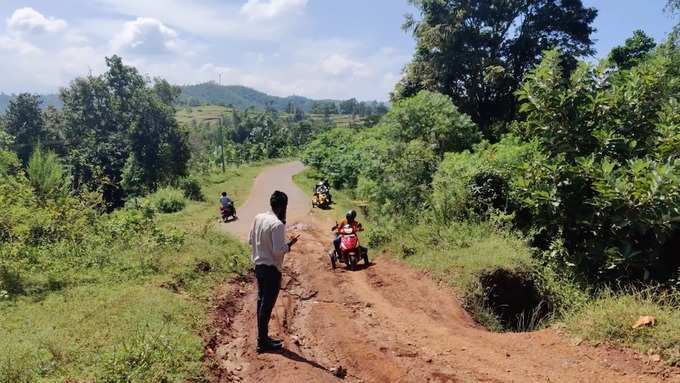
[61,55,190,206]
[668,0,680,15]
[152,78,182,106]
[668,0,680,39]
[42,106,67,156]
[3,94,46,164]
[608,30,656,70]
[395,0,597,139]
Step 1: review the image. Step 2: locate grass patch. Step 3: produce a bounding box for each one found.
[0,161,271,382]
[175,105,232,128]
[0,285,201,382]
[564,289,680,365]
[175,106,364,131]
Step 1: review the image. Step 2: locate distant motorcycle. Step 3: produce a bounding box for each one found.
[220,203,237,222]
[312,191,330,209]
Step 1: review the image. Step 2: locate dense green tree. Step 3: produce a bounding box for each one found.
[61,55,190,206]
[382,90,481,156]
[395,0,597,139]
[608,30,656,69]
[42,106,67,156]
[340,98,359,115]
[123,92,190,195]
[3,94,46,163]
[311,101,339,115]
[153,78,182,106]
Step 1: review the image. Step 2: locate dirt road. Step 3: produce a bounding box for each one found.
[206,161,679,383]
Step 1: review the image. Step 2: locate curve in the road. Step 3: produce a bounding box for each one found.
[220,161,308,240]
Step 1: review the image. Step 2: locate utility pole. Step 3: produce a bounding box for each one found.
[218,73,222,86]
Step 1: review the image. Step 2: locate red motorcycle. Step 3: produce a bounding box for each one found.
[220,203,237,222]
[330,223,369,271]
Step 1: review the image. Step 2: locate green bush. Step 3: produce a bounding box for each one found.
[178,177,204,201]
[303,91,480,216]
[26,147,68,200]
[509,48,680,283]
[431,135,545,223]
[147,188,186,213]
[381,90,481,155]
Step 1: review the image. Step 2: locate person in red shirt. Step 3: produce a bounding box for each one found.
[333,210,362,256]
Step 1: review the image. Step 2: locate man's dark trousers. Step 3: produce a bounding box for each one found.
[255,264,281,344]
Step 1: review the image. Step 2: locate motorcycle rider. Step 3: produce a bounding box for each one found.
[333,210,363,257]
[323,179,332,203]
[219,192,233,211]
[314,179,332,203]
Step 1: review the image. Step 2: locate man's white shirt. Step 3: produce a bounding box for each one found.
[249,211,290,271]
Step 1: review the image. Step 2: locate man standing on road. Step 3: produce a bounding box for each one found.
[249,190,300,353]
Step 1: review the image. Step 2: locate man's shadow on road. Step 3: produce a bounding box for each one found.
[260,348,330,375]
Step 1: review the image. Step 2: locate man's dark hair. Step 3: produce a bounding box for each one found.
[270,191,288,209]
[221,192,226,197]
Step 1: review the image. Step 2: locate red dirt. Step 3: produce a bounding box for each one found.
[204,161,680,383]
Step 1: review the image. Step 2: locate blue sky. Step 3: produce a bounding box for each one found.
[0,1,676,101]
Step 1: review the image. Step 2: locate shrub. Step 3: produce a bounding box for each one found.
[178,177,204,201]
[147,188,186,213]
[509,48,680,283]
[26,147,67,200]
[381,90,481,155]
[468,171,509,214]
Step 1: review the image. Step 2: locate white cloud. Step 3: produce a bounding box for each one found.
[0,35,40,55]
[0,3,410,101]
[7,7,67,34]
[111,17,180,55]
[93,0,305,40]
[320,53,368,77]
[240,0,308,21]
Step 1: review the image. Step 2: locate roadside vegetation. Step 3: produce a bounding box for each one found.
[302,0,680,364]
[0,150,263,381]
[0,51,317,381]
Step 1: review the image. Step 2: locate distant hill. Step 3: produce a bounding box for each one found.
[179,82,363,113]
[0,83,384,114]
[0,93,62,113]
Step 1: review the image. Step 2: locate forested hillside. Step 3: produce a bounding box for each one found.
[178,82,388,115]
